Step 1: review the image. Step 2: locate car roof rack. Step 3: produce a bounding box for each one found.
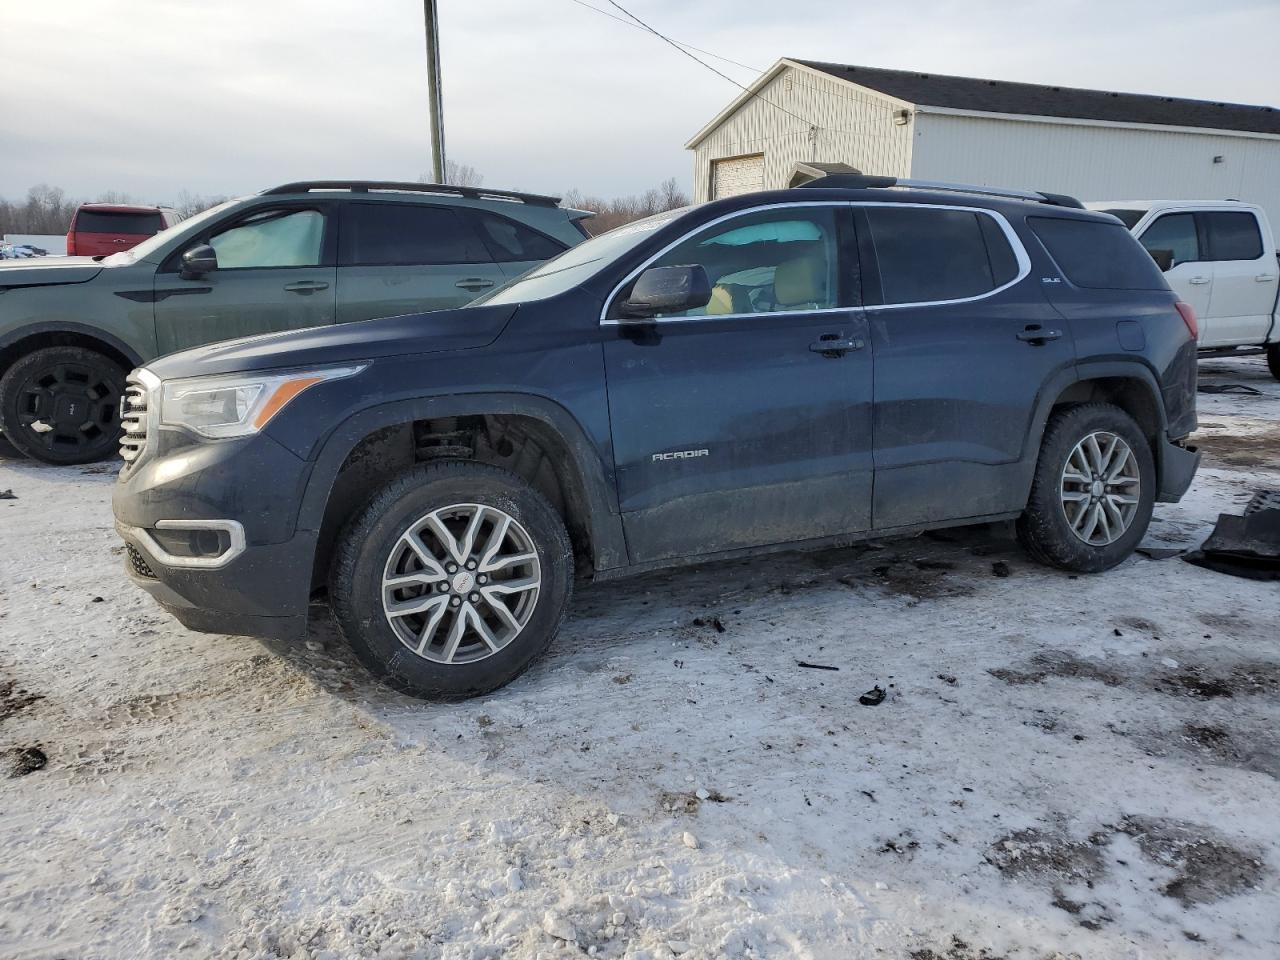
[261,180,562,207]
[794,173,1084,209]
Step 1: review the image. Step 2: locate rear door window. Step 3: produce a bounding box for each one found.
[1204,211,1263,261]
[1029,217,1167,290]
[865,207,1017,304]
[340,203,490,266]
[1138,213,1201,268]
[468,212,566,262]
[75,210,163,234]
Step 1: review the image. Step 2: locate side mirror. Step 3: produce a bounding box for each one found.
[620,264,711,319]
[180,243,218,279]
[1147,248,1174,272]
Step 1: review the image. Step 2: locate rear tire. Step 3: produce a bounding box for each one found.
[329,461,573,700]
[0,345,126,465]
[1267,344,1280,381]
[1017,403,1155,573]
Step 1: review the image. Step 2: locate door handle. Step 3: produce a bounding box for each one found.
[1188,277,1209,285]
[1256,274,1276,282]
[455,278,496,291]
[1017,325,1063,344]
[809,335,864,357]
[283,280,330,294]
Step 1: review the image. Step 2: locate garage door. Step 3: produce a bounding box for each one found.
[711,155,764,199]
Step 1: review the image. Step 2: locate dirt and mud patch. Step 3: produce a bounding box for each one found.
[988,651,1125,689]
[990,650,1280,703]
[0,678,43,722]
[984,826,1109,885]
[1193,424,1280,469]
[1119,816,1266,907]
[4,744,47,777]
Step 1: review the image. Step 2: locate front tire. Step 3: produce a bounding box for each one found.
[0,345,126,465]
[1017,403,1155,573]
[329,461,574,700]
[1267,345,1280,381]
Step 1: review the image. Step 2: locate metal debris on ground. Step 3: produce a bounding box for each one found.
[1182,491,1280,581]
[797,661,839,671]
[859,685,887,706]
[1198,383,1262,395]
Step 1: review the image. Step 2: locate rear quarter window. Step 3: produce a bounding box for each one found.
[74,210,163,234]
[1029,217,1167,290]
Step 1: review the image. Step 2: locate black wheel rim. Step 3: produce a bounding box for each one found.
[14,360,122,457]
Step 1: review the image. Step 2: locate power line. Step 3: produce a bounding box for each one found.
[564,0,761,74]
[599,0,821,131]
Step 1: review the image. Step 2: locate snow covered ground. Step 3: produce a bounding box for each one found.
[1,357,1278,960]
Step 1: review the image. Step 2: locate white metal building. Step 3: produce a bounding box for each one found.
[686,60,1280,218]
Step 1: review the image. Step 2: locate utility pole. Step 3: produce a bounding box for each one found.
[423,0,446,183]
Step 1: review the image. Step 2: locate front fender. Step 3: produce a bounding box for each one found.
[294,391,627,573]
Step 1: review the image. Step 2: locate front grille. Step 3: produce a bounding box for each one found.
[119,376,150,463]
[125,542,157,579]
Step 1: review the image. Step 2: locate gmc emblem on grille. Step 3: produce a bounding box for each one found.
[652,448,710,462]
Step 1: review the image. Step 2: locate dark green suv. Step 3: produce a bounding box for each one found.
[0,181,591,464]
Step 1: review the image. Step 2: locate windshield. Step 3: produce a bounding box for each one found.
[102,199,240,266]
[472,207,690,306]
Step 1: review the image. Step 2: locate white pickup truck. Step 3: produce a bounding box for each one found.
[1087,200,1280,379]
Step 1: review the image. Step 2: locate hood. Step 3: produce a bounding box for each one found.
[147,303,520,380]
[0,257,104,289]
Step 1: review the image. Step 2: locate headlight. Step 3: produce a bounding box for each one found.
[160,364,366,438]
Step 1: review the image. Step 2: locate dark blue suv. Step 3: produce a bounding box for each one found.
[112,175,1201,699]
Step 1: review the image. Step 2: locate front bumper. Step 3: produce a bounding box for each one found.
[1156,436,1200,503]
[112,429,318,640]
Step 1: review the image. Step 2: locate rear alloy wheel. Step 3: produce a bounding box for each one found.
[0,345,126,465]
[330,461,573,699]
[1017,403,1155,573]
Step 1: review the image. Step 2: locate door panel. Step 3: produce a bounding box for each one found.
[862,205,1073,529]
[153,204,336,355]
[1136,213,1211,336]
[153,268,337,355]
[335,201,505,322]
[1203,211,1273,346]
[602,202,872,564]
[335,263,505,322]
[604,311,873,562]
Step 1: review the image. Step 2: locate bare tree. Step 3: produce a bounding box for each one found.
[172,190,232,220]
[562,178,690,236]
[418,161,484,188]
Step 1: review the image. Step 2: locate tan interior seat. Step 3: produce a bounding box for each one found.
[773,256,827,309]
[706,282,751,315]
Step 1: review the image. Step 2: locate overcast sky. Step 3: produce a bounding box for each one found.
[1,0,1277,205]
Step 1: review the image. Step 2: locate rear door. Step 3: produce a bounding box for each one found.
[1135,211,1211,334]
[153,203,336,354]
[602,203,874,563]
[335,202,506,322]
[862,204,1074,529]
[1201,210,1275,346]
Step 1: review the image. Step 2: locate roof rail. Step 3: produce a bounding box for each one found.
[794,174,1084,209]
[260,180,562,207]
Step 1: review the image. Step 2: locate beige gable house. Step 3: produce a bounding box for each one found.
[685,59,1280,220]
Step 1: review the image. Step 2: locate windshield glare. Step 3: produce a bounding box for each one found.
[102,199,240,266]
[473,207,689,306]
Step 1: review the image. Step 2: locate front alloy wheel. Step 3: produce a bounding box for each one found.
[382,504,541,664]
[330,461,573,700]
